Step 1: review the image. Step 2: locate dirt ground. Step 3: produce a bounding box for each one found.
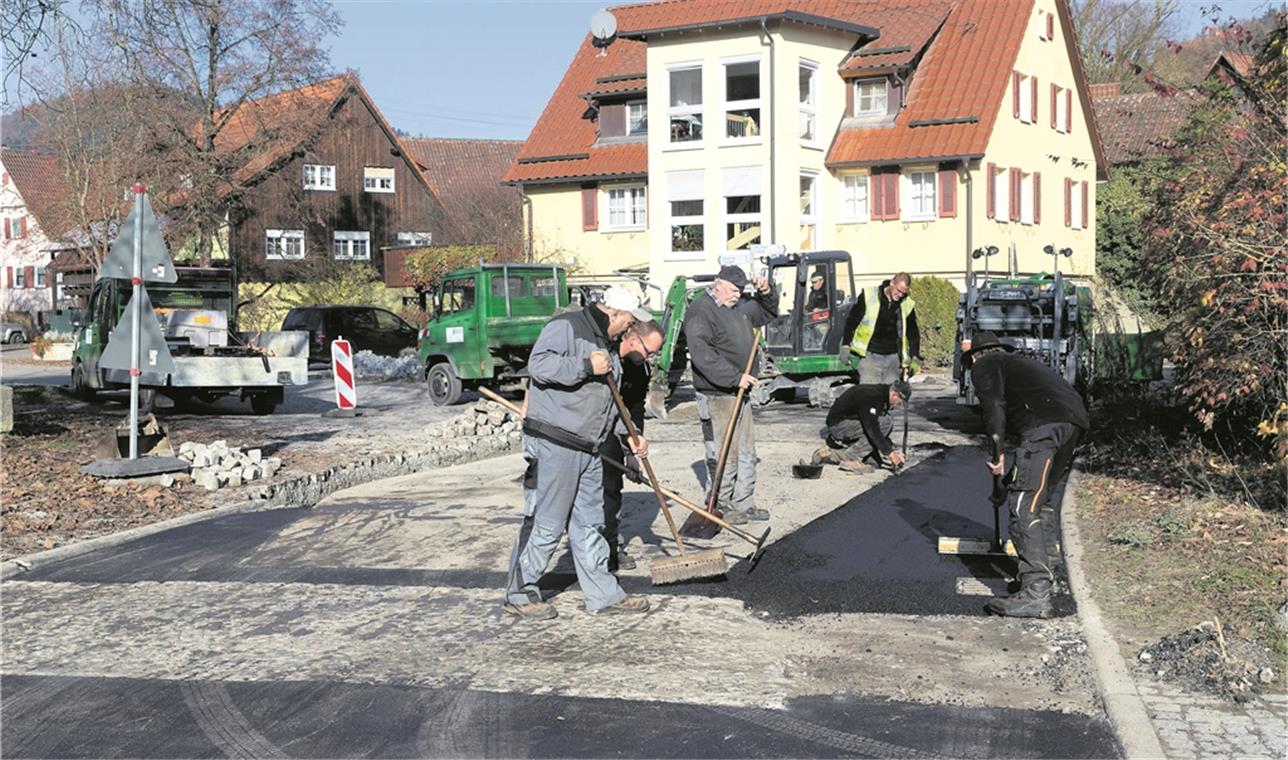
[1075,435,1287,701]
[0,381,460,560]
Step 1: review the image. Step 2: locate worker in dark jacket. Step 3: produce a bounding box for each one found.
[840,273,921,383]
[683,265,778,528]
[815,382,910,471]
[600,319,664,572]
[503,288,654,620]
[963,331,1090,619]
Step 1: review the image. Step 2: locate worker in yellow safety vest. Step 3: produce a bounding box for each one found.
[839,272,921,384]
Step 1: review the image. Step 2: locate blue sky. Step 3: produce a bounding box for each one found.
[328,0,1273,142]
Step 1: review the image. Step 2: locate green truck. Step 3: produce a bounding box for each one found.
[71,265,309,414]
[417,263,571,405]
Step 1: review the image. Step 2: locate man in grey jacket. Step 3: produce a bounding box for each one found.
[503,288,653,620]
[681,265,778,532]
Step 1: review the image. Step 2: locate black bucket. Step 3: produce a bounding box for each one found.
[792,462,823,479]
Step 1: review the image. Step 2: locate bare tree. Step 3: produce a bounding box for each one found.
[90,0,344,264]
[1,0,79,108]
[1072,0,1181,87]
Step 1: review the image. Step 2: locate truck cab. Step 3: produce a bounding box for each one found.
[418,263,569,405]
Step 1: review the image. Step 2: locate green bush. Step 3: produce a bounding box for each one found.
[909,275,960,368]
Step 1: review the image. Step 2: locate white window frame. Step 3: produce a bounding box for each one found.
[14,267,25,288]
[722,55,762,144]
[1020,171,1035,225]
[363,167,395,193]
[265,229,305,260]
[1018,73,1033,124]
[332,230,371,260]
[840,174,870,222]
[669,199,705,260]
[993,166,1010,224]
[626,100,648,137]
[35,267,46,288]
[603,185,647,231]
[799,171,819,249]
[798,60,819,145]
[303,164,335,191]
[1055,85,1069,133]
[903,169,938,222]
[1071,182,1084,230]
[396,231,433,246]
[854,79,888,116]
[667,63,704,147]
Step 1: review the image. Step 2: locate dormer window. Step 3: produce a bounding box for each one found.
[599,100,648,140]
[854,79,888,116]
[627,101,647,136]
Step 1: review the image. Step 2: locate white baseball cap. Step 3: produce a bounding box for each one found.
[601,286,654,322]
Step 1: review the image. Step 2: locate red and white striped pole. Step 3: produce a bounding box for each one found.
[331,338,357,410]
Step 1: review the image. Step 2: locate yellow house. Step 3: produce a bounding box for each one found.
[503,0,1107,302]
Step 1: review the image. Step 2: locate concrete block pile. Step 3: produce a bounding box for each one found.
[422,399,522,463]
[178,439,283,491]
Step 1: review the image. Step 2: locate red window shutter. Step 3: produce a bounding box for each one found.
[1046,12,1054,40]
[1081,181,1089,229]
[1010,168,1021,221]
[938,168,956,218]
[1,172,7,185]
[581,187,597,231]
[1012,72,1021,118]
[986,163,996,219]
[2,218,9,240]
[845,81,854,117]
[886,171,900,219]
[1031,77,1039,123]
[1034,172,1042,224]
[6,267,11,287]
[23,266,33,288]
[870,171,884,219]
[1065,90,1073,133]
[1050,84,1058,128]
[1064,178,1072,227]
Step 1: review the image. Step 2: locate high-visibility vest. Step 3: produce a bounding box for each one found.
[849,285,916,361]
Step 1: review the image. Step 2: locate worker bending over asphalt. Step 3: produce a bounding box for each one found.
[683,265,779,528]
[814,382,910,471]
[840,272,921,384]
[964,331,1090,619]
[600,319,665,572]
[503,287,654,620]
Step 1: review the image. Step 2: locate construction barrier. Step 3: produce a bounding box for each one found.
[331,338,357,409]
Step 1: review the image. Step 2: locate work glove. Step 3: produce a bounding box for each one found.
[837,346,851,366]
[623,454,646,484]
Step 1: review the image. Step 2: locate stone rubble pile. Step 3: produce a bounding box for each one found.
[178,439,283,492]
[422,399,522,458]
[353,350,421,381]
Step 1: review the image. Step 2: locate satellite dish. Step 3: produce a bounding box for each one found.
[590,9,617,50]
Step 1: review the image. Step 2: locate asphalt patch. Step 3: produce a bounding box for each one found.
[660,446,1078,619]
[0,674,1120,758]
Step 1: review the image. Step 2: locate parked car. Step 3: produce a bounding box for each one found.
[1,322,28,344]
[282,305,419,365]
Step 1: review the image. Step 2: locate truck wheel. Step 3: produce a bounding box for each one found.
[250,388,284,415]
[426,363,463,406]
[71,362,97,400]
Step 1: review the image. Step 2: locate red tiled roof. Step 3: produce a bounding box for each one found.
[582,75,648,99]
[508,0,1105,183]
[1206,50,1255,82]
[1091,88,1199,165]
[1087,82,1121,99]
[404,137,523,231]
[1,147,71,235]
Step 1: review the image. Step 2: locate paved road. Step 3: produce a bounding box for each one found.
[1,379,1121,758]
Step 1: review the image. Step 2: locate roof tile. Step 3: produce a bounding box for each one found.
[1091,88,1198,165]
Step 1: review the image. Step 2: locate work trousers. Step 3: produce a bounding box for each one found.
[599,434,627,554]
[1006,422,1081,585]
[504,436,626,612]
[696,391,757,513]
[856,351,902,384]
[826,417,893,460]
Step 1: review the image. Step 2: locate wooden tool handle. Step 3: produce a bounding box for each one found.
[705,327,761,513]
[605,373,686,554]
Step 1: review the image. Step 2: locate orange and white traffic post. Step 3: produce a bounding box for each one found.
[331,338,357,410]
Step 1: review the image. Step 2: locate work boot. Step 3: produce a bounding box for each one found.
[986,579,1053,619]
[811,445,840,466]
[588,595,650,615]
[723,509,752,525]
[609,548,637,572]
[503,600,558,621]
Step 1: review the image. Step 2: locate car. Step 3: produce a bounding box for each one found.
[282,305,419,365]
[1,322,28,344]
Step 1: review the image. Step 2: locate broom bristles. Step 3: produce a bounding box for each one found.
[649,548,728,585]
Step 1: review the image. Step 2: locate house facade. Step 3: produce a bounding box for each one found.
[224,75,447,282]
[0,149,61,324]
[505,0,1106,301]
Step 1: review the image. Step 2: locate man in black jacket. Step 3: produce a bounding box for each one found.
[600,320,664,571]
[839,273,921,384]
[963,331,1090,619]
[683,265,778,529]
[815,382,910,471]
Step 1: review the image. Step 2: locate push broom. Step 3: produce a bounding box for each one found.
[604,374,729,584]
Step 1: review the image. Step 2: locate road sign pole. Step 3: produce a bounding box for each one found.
[127,185,145,459]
